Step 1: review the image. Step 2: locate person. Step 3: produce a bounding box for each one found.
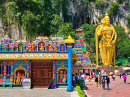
[98,75,102,87]
[88,76,92,85]
[102,77,105,90]
[95,75,98,87]
[123,74,126,83]
[106,76,110,90]
[92,73,94,78]
[75,74,78,85]
[111,74,114,81]
[119,73,121,78]
[113,74,115,80]
[72,74,76,88]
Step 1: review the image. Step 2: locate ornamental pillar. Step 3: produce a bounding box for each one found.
[3,61,7,84]
[27,60,31,79]
[52,60,56,89]
[10,61,14,84]
[65,35,75,92]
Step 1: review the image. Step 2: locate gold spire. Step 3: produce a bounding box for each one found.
[105,12,109,16]
[65,35,75,43]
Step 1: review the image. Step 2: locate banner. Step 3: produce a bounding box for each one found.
[23,79,31,89]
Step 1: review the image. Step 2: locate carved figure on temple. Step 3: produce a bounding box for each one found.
[21,74,25,84]
[59,71,63,83]
[1,34,10,51]
[95,12,117,66]
[0,78,3,84]
[9,42,15,51]
[63,71,67,83]
[28,43,32,51]
[18,44,24,51]
[16,72,21,84]
[25,47,28,52]
[31,44,35,51]
[7,78,10,83]
[39,42,45,51]
[55,46,59,52]
[61,44,65,51]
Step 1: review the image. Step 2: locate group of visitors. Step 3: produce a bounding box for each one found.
[72,72,128,91]
[95,75,110,90]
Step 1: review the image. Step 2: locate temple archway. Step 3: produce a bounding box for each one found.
[57,63,68,83]
[13,66,27,84]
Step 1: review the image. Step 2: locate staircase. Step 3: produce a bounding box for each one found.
[73,30,94,69]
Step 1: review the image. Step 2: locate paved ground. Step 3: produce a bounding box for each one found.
[84,76,130,97]
[0,88,79,97]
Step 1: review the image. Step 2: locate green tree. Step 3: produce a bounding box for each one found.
[114,25,130,59]
[5,0,54,38]
[56,23,77,40]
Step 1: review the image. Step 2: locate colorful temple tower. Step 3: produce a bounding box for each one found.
[73,28,97,74]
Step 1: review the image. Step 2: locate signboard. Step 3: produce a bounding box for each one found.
[23,79,31,89]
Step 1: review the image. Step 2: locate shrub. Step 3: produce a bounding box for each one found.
[76,85,86,97]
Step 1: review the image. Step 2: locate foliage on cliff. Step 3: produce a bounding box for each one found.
[0,0,73,39]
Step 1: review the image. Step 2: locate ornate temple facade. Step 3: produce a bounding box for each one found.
[0,34,78,89]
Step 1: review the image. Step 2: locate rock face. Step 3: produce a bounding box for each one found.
[0,0,130,40]
[68,0,130,32]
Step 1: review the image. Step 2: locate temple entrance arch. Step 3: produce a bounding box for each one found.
[57,62,68,83]
[13,66,27,84]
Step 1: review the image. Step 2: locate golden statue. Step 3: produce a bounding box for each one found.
[95,12,117,67]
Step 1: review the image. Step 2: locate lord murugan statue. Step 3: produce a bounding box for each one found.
[95,12,117,67]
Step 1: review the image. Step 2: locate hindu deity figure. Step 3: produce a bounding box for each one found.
[39,42,45,51]
[16,72,21,84]
[61,45,64,51]
[95,12,117,66]
[55,46,59,52]
[0,78,3,84]
[9,42,15,51]
[28,43,32,51]
[63,71,67,83]
[21,74,25,84]
[19,44,23,51]
[59,71,63,83]
[31,44,35,51]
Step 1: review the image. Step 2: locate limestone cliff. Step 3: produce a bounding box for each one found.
[0,0,130,40]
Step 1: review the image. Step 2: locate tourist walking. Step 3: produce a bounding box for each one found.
[98,75,102,87]
[113,74,115,80]
[72,74,76,88]
[95,75,98,87]
[123,74,126,83]
[106,76,110,90]
[75,74,78,85]
[119,73,121,78]
[102,77,105,90]
[88,76,92,85]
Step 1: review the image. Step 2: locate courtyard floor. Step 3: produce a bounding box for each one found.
[84,75,130,97]
[0,88,79,97]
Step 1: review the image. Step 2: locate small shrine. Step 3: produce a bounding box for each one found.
[0,34,78,89]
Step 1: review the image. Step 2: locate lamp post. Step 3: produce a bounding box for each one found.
[65,35,75,92]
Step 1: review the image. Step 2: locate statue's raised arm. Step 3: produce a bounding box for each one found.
[95,12,117,67]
